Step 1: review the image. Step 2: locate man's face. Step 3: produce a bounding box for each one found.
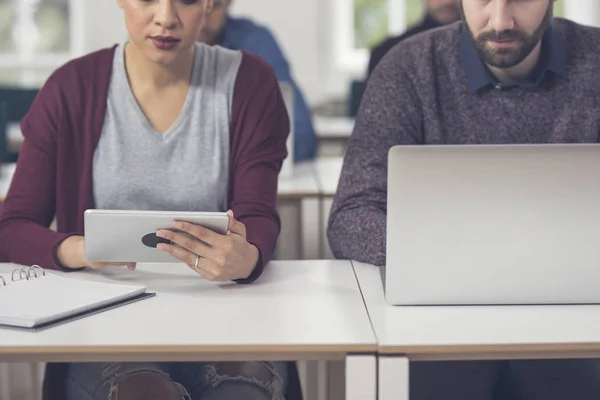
[461,0,554,69]
[425,0,461,25]
[197,0,230,44]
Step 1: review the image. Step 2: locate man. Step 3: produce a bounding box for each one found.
[328,0,600,398]
[198,0,317,162]
[367,0,461,77]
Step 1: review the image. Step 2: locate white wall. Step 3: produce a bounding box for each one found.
[564,0,600,28]
[230,0,600,108]
[229,0,353,106]
[77,1,600,110]
[58,0,600,109]
[74,1,356,106]
[79,2,128,55]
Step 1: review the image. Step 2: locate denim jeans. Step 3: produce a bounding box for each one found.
[64,361,288,400]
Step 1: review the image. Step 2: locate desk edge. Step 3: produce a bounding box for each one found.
[379,343,600,361]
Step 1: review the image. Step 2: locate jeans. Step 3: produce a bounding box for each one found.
[64,361,288,400]
[411,359,600,400]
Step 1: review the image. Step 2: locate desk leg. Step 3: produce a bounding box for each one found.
[319,196,334,259]
[379,356,409,400]
[302,360,328,400]
[0,363,10,400]
[346,354,376,400]
[300,197,320,259]
[275,200,302,260]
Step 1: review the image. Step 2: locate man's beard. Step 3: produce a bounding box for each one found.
[463,3,553,69]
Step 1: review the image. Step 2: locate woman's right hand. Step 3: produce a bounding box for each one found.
[57,236,136,270]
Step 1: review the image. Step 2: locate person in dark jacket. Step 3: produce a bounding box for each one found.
[198,0,317,162]
[367,0,460,77]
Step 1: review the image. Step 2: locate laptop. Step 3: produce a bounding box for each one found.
[384,143,600,305]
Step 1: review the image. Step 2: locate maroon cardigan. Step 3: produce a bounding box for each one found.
[0,46,289,283]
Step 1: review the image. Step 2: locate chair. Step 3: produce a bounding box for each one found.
[0,86,39,163]
[43,361,304,399]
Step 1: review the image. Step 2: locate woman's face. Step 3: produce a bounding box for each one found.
[117,0,213,66]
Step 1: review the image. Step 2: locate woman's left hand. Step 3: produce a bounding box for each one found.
[156,210,259,281]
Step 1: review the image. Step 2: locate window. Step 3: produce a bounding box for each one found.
[354,0,389,49]
[334,0,408,73]
[0,0,84,86]
[554,0,564,18]
[338,0,565,73]
[354,0,423,50]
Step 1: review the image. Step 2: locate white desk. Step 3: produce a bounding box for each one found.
[277,162,321,260]
[314,117,354,139]
[314,157,344,258]
[352,261,600,400]
[277,161,320,199]
[0,162,319,201]
[7,123,22,152]
[0,163,15,202]
[0,157,338,261]
[0,161,321,260]
[314,157,343,197]
[0,158,338,260]
[0,261,378,399]
[313,117,354,158]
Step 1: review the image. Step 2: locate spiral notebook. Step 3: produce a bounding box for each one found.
[0,265,155,331]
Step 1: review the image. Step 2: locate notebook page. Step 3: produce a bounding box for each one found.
[0,273,147,328]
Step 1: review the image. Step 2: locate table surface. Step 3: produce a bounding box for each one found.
[353,261,600,361]
[314,116,354,139]
[314,157,344,197]
[7,123,22,152]
[0,163,15,200]
[277,161,321,198]
[7,123,21,140]
[0,261,377,363]
[0,160,323,202]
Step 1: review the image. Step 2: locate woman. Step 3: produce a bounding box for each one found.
[0,0,291,399]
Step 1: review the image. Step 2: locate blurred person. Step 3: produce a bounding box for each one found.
[367,0,461,77]
[198,0,317,162]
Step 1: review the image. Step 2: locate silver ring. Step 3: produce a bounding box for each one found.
[194,254,200,268]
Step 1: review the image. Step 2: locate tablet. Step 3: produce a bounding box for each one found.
[84,210,229,263]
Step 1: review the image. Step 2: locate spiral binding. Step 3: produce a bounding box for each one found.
[0,265,45,287]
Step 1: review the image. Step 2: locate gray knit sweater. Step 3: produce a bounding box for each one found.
[327,18,600,266]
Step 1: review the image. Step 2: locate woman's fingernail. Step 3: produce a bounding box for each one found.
[157,244,166,251]
[156,230,166,238]
[173,222,183,229]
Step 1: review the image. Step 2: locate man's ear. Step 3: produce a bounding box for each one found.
[206,0,214,13]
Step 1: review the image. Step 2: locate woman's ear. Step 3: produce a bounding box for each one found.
[116,0,124,9]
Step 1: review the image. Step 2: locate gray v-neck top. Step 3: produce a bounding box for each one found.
[92,42,242,212]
